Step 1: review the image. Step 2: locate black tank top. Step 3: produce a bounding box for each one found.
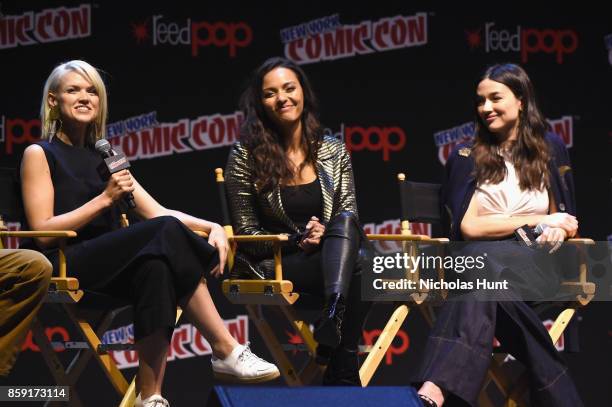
[280,178,323,230]
[22,137,121,247]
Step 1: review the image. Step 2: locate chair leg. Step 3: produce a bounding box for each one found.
[32,318,85,407]
[478,353,515,406]
[505,375,528,407]
[359,304,409,386]
[76,318,130,395]
[246,304,304,386]
[118,379,137,407]
[279,305,325,384]
[279,305,318,356]
[64,305,121,392]
[477,385,497,407]
[549,308,575,345]
[61,305,129,396]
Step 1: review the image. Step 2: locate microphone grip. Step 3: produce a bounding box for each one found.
[125,193,136,209]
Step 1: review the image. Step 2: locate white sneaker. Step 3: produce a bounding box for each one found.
[211,342,280,383]
[134,394,170,407]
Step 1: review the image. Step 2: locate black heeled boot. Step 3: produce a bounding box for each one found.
[313,293,346,348]
[322,346,361,386]
[315,343,333,365]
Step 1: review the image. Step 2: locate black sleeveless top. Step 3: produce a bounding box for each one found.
[280,178,323,230]
[23,138,121,247]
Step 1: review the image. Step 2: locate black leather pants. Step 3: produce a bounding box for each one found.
[321,211,363,297]
[281,211,373,349]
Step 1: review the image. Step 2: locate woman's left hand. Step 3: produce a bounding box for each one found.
[536,226,567,253]
[207,224,229,277]
[299,216,326,253]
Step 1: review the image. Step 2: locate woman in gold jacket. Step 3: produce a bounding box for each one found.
[225,57,372,386]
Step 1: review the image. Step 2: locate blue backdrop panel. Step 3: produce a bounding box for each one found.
[208,386,422,407]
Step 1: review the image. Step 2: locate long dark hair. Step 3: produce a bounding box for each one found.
[472,63,550,191]
[239,57,322,192]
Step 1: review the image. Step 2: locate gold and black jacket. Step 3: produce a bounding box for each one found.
[225,135,358,260]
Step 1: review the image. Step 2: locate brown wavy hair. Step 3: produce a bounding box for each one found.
[472,63,550,191]
[239,57,323,192]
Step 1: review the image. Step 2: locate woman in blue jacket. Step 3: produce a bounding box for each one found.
[415,64,583,407]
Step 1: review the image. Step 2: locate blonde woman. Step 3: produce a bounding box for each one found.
[20,60,278,407]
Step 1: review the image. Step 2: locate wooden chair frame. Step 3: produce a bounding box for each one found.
[478,238,596,407]
[216,169,449,387]
[1,229,133,407]
[1,224,190,407]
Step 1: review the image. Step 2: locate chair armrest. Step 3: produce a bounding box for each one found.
[0,230,81,299]
[190,230,288,243]
[230,234,289,243]
[567,238,595,245]
[0,230,77,238]
[225,234,287,281]
[367,234,447,243]
[0,230,76,280]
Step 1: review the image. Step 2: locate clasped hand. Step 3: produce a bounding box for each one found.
[536,213,578,253]
[298,216,326,253]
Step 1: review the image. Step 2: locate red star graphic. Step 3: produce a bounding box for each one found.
[465,28,482,50]
[286,330,303,356]
[131,20,149,44]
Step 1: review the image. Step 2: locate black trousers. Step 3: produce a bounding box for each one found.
[47,216,218,342]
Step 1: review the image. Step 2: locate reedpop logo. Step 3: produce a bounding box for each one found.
[324,123,407,161]
[131,15,252,57]
[465,22,578,64]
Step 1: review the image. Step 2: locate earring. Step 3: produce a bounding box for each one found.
[49,105,60,121]
[48,105,62,138]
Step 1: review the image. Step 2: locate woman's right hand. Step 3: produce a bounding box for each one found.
[299,216,325,253]
[103,169,135,204]
[541,212,578,237]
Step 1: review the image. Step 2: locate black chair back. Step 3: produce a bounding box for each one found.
[215,168,232,227]
[398,176,442,224]
[0,167,23,222]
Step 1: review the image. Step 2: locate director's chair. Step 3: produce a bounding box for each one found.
[0,167,188,407]
[359,173,449,385]
[477,237,596,407]
[364,170,597,406]
[216,169,448,387]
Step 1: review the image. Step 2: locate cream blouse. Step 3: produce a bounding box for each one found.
[475,159,549,217]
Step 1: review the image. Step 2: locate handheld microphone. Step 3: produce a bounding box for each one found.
[533,222,549,237]
[514,224,536,246]
[95,139,136,209]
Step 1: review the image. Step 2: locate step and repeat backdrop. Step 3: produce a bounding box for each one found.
[1,2,610,406]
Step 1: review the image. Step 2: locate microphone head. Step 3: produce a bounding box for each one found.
[534,223,549,236]
[94,139,112,156]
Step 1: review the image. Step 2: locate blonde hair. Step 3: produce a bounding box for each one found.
[40,60,108,145]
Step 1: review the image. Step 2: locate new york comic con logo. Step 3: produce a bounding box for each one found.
[434,116,574,165]
[0,4,91,50]
[465,22,578,64]
[281,12,428,65]
[130,14,252,57]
